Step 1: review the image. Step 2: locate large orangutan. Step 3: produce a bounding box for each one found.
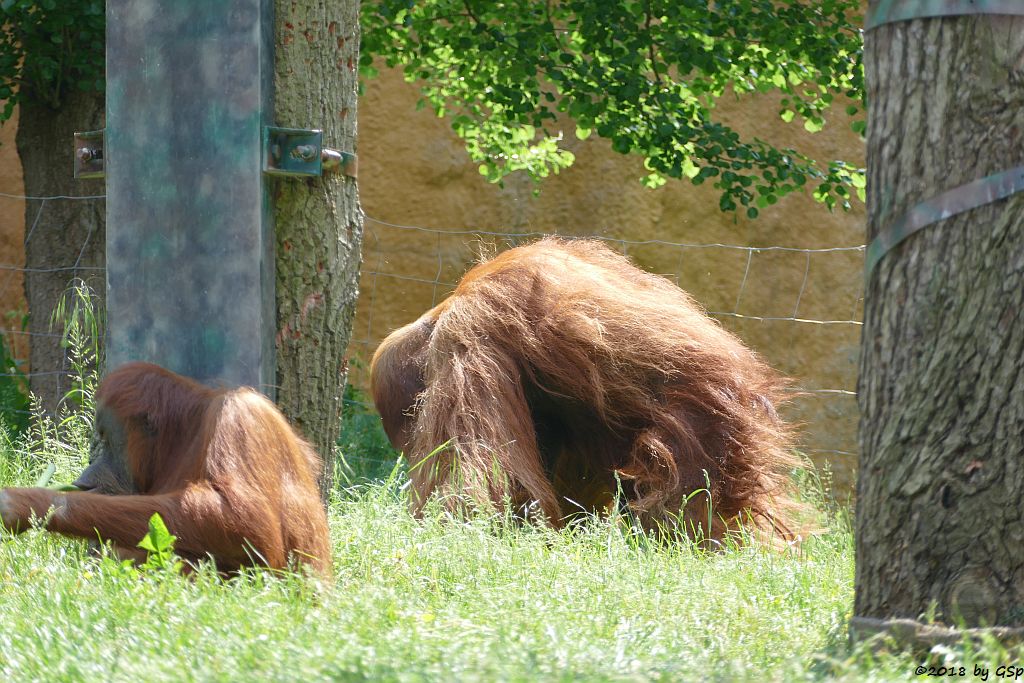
[0,362,331,578]
[371,238,806,542]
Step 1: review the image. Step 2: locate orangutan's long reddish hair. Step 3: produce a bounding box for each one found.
[0,363,331,577]
[371,238,807,542]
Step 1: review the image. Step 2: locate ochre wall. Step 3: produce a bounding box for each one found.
[0,66,865,494]
[0,108,28,364]
[355,69,865,494]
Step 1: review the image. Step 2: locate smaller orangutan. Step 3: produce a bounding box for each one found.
[0,362,331,578]
[371,238,807,542]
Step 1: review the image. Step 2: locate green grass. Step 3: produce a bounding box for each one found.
[0,433,1020,681]
[337,380,403,483]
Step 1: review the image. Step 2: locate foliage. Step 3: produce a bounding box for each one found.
[10,280,102,487]
[0,335,1009,679]
[0,1,865,215]
[0,325,29,435]
[362,0,865,214]
[0,464,1022,680]
[50,278,104,411]
[136,513,183,573]
[337,371,401,483]
[0,0,104,119]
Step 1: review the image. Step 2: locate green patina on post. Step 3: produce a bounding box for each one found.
[106,1,276,392]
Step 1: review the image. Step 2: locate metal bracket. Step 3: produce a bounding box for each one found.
[263,126,356,178]
[74,126,355,181]
[73,130,105,179]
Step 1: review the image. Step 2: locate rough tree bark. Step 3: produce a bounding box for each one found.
[273,0,363,495]
[15,90,106,414]
[856,11,1024,632]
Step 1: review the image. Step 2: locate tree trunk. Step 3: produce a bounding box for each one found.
[15,90,106,414]
[856,11,1024,630]
[273,0,363,495]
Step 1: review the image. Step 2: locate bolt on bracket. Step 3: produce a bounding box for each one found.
[74,130,105,179]
[263,126,356,178]
[74,127,355,181]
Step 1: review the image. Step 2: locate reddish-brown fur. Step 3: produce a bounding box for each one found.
[0,363,331,578]
[371,238,806,542]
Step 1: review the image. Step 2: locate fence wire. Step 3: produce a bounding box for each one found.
[0,192,107,421]
[0,194,864,470]
[354,213,864,370]
[352,213,864,470]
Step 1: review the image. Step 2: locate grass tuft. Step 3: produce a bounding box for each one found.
[3,446,1021,681]
[1,353,1020,679]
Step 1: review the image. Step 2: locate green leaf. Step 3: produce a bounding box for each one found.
[357,0,864,216]
[137,512,175,555]
[681,158,700,179]
[804,118,824,133]
[34,463,56,488]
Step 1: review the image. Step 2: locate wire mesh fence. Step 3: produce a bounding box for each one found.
[0,193,865,487]
[0,191,106,425]
[350,214,865,488]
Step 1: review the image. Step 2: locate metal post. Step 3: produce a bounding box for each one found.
[105,1,276,392]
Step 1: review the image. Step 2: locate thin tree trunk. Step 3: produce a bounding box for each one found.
[273,0,363,496]
[15,91,106,414]
[857,12,1024,629]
